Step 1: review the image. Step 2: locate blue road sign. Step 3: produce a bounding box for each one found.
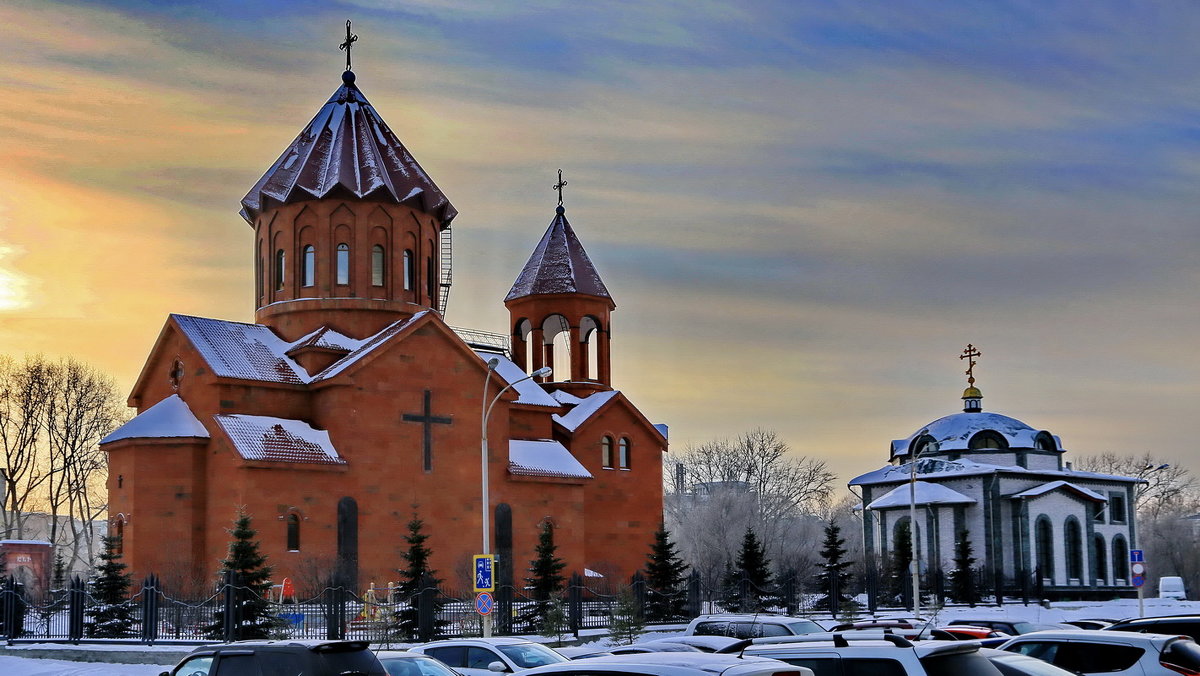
[475,592,494,615]
[473,554,495,592]
[1130,549,1144,563]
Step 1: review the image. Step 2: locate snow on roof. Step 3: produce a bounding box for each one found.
[100,394,210,444]
[552,390,582,405]
[173,314,308,384]
[1010,480,1106,502]
[215,414,345,465]
[287,326,362,354]
[509,439,593,479]
[506,209,610,301]
[553,390,619,432]
[474,350,560,407]
[891,411,1063,456]
[850,457,1144,487]
[867,481,976,509]
[584,568,604,578]
[313,312,429,382]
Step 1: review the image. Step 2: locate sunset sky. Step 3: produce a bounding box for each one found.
[2,1,1198,487]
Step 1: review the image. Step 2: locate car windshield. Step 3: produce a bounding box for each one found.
[921,651,1005,676]
[989,653,1078,676]
[1010,623,1036,634]
[319,649,384,674]
[789,620,825,634]
[381,656,459,676]
[497,643,569,668]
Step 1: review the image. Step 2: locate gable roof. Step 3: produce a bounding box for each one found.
[286,326,361,355]
[214,414,344,465]
[100,394,209,444]
[850,457,1144,486]
[473,350,560,407]
[1009,480,1107,502]
[172,314,308,385]
[509,439,592,479]
[506,207,611,302]
[552,390,619,432]
[867,481,976,509]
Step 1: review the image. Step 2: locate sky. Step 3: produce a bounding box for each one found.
[1,1,1198,488]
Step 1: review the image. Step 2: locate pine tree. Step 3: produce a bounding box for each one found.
[608,587,645,645]
[85,535,135,638]
[521,521,566,630]
[723,528,773,611]
[52,552,66,590]
[206,511,279,640]
[888,521,914,607]
[391,512,447,640]
[643,523,689,622]
[949,530,977,606]
[816,519,853,616]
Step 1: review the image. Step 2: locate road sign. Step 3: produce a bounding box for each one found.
[475,591,494,615]
[473,554,495,592]
[1132,561,1147,587]
[1130,549,1144,563]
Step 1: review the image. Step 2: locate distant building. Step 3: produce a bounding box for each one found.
[849,346,1142,600]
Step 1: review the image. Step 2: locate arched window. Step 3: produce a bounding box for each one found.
[1034,432,1058,451]
[301,245,315,287]
[114,516,126,556]
[601,436,613,469]
[426,254,436,299]
[403,250,414,291]
[1065,517,1082,581]
[1113,536,1129,583]
[1093,533,1108,584]
[336,243,350,285]
[286,513,301,552]
[618,438,631,469]
[968,430,1008,450]
[274,249,285,290]
[581,316,600,381]
[371,245,385,286]
[1035,516,1054,581]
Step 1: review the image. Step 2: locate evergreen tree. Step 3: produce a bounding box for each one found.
[723,528,773,611]
[643,523,689,622]
[608,587,645,645]
[521,521,566,630]
[815,519,853,616]
[52,552,66,590]
[85,535,135,638]
[391,512,447,640]
[539,595,570,645]
[206,511,279,640]
[949,530,977,606]
[888,521,914,607]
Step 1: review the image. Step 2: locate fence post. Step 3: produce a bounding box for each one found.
[417,574,435,643]
[1,576,14,643]
[567,573,582,636]
[68,576,85,643]
[141,574,160,644]
[496,583,512,636]
[686,570,701,618]
[222,570,240,643]
[630,572,646,619]
[866,561,878,614]
[783,571,798,616]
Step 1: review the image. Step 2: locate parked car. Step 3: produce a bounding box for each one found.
[376,651,465,676]
[610,643,704,655]
[736,631,1004,676]
[519,652,813,676]
[1161,577,1188,600]
[161,640,387,676]
[1106,615,1200,642]
[999,629,1200,676]
[409,638,568,676]
[645,636,744,653]
[557,646,615,660]
[949,619,1039,636]
[685,613,825,639]
[979,648,1080,676]
[1061,620,1112,631]
[940,626,1011,641]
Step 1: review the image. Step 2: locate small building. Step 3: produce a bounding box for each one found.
[849,347,1142,601]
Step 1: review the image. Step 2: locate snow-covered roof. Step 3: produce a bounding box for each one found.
[474,350,560,407]
[506,207,611,301]
[850,457,1143,487]
[509,439,592,479]
[866,481,976,509]
[553,390,619,432]
[240,73,456,227]
[1009,480,1107,502]
[101,394,209,444]
[891,411,1063,457]
[173,314,308,384]
[287,326,361,354]
[584,568,604,578]
[215,414,345,465]
[312,312,429,382]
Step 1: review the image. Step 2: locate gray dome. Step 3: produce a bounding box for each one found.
[890,411,1063,459]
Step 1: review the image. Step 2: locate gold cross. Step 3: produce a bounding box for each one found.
[959,344,982,385]
[340,20,358,71]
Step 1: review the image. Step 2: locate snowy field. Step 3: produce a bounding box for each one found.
[5,598,1200,676]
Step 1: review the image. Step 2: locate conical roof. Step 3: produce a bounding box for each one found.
[506,206,611,301]
[240,71,457,227]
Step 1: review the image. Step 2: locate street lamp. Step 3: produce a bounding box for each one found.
[909,431,937,619]
[480,358,551,637]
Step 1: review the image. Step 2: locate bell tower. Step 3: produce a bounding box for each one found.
[505,176,614,395]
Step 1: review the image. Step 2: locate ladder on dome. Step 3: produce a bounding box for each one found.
[437,226,453,316]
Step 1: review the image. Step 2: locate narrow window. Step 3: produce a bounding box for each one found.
[1110,494,1127,524]
[1035,517,1054,580]
[1065,518,1082,580]
[115,519,125,556]
[302,245,315,287]
[426,255,436,299]
[619,438,631,469]
[286,513,300,552]
[403,250,414,291]
[372,245,385,286]
[255,254,263,302]
[274,249,285,290]
[601,436,613,469]
[336,243,350,285]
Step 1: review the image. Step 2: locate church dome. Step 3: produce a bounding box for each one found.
[890,410,1063,460]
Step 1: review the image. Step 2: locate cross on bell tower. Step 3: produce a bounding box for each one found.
[340,19,358,71]
[959,343,983,413]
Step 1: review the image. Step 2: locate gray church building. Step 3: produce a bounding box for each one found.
[849,349,1142,600]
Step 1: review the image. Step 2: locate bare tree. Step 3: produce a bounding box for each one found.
[0,355,53,539]
[1076,452,1198,520]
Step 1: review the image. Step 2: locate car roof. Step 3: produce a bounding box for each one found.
[536,652,786,667]
[376,651,440,659]
[188,639,370,653]
[1113,615,1200,623]
[1004,629,1189,644]
[418,637,538,647]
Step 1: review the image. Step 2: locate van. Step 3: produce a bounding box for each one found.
[1160,576,1187,600]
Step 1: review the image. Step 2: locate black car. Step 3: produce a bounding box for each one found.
[1106,615,1200,642]
[161,639,387,676]
[949,619,1038,636]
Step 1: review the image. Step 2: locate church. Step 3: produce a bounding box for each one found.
[849,346,1142,600]
[100,57,667,593]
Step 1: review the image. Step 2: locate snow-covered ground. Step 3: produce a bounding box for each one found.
[5,598,1200,676]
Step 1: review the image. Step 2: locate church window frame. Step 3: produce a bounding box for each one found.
[371,244,386,287]
[336,243,350,286]
[426,248,436,300]
[113,515,127,556]
[1093,533,1108,584]
[1034,432,1058,451]
[1035,515,1055,582]
[274,249,286,291]
[403,249,414,291]
[601,436,614,469]
[1112,535,1129,583]
[618,437,631,469]
[1064,516,1083,582]
[286,512,301,552]
[968,430,1008,450]
[301,245,315,287]
[1109,493,1127,524]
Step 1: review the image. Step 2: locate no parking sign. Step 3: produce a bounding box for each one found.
[1131,549,1146,587]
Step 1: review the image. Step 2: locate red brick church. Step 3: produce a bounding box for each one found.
[100,66,667,593]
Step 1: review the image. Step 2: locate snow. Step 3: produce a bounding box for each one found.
[509,439,593,479]
[891,411,1064,456]
[173,314,308,385]
[287,326,362,353]
[866,481,976,509]
[0,539,52,545]
[476,350,560,407]
[101,395,209,444]
[215,414,344,465]
[851,457,1144,487]
[314,312,429,382]
[0,656,166,676]
[1011,479,1106,502]
[553,390,619,432]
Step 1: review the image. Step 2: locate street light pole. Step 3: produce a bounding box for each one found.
[909,432,936,619]
[481,359,551,637]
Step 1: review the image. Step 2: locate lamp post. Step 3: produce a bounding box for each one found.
[481,359,551,637]
[909,432,937,619]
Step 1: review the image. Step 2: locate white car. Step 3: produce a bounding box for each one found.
[519,652,814,676]
[1000,629,1200,676]
[685,614,825,639]
[740,631,1004,676]
[410,638,569,676]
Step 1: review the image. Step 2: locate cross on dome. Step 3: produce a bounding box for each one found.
[340,19,358,71]
[960,343,982,385]
[959,343,983,412]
